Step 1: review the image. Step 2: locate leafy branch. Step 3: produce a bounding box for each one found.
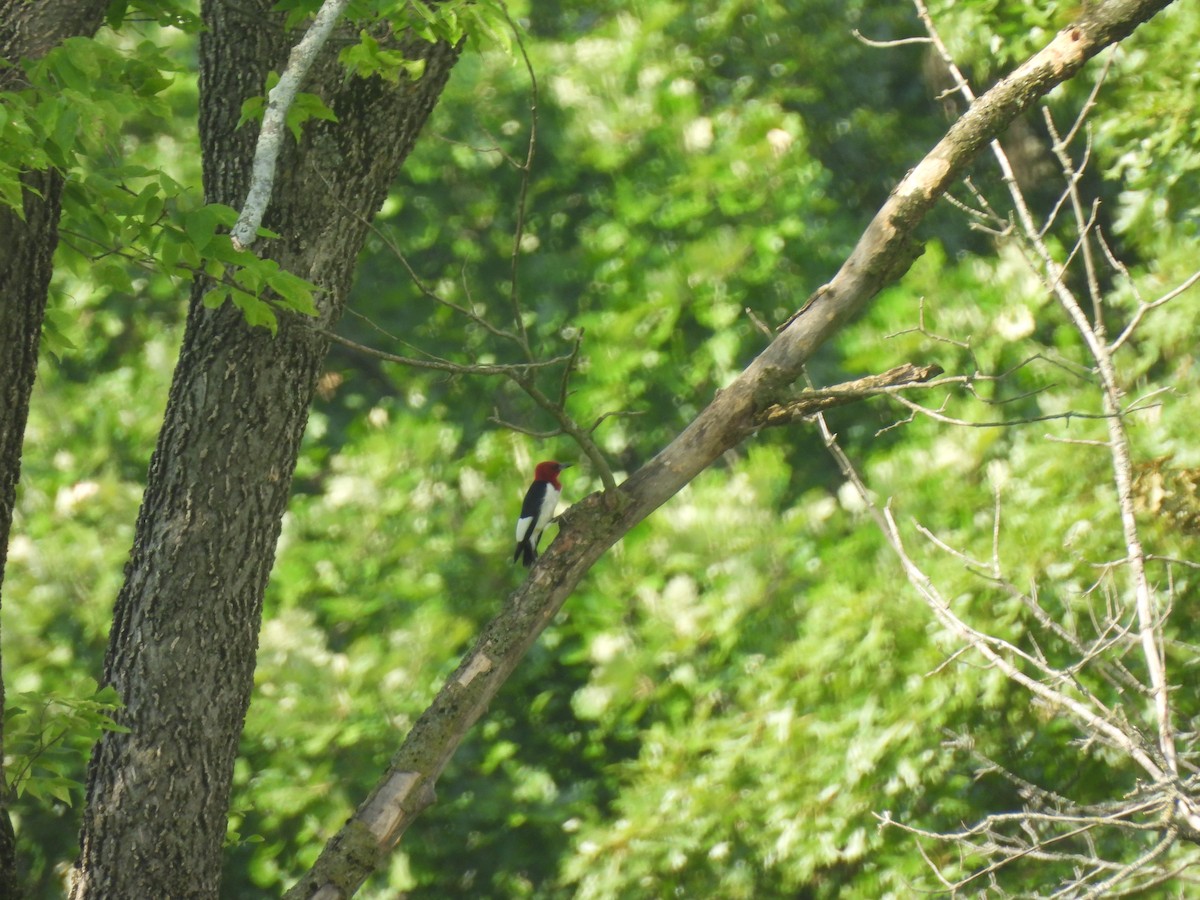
[5,687,128,806]
[57,200,318,335]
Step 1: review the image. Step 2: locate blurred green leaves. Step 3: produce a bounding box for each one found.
[5,687,127,806]
[6,0,1200,897]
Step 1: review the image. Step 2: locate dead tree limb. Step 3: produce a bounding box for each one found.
[286,3,1178,896]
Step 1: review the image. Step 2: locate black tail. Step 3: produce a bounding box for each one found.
[514,540,536,567]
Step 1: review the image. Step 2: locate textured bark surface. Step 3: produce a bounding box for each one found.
[0,5,110,897]
[0,0,108,78]
[286,2,1178,896]
[69,4,461,898]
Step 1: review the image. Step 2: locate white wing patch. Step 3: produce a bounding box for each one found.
[515,515,535,543]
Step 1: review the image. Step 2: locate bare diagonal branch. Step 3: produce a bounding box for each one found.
[285,4,1179,896]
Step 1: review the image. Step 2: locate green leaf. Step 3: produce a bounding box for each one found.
[47,777,78,805]
[41,308,79,360]
[401,58,426,82]
[93,685,123,707]
[183,205,226,253]
[237,263,265,294]
[105,1,129,29]
[231,291,279,334]
[137,184,165,226]
[202,287,230,310]
[159,228,182,269]
[287,92,339,142]
[239,94,265,129]
[49,104,82,168]
[339,30,426,84]
[265,269,317,316]
[94,260,134,294]
[6,684,128,802]
[125,48,175,96]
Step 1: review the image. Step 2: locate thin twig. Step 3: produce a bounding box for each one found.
[1110,267,1200,353]
[851,28,932,49]
[504,6,537,357]
[557,329,584,408]
[1074,827,1178,900]
[321,330,571,376]
[588,408,646,435]
[1043,108,1105,332]
[506,373,617,493]
[312,163,527,346]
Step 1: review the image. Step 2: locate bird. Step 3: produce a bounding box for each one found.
[513,461,572,567]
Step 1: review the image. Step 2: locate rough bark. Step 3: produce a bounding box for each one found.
[0,4,110,897]
[68,4,461,898]
[0,0,109,78]
[286,1,1178,896]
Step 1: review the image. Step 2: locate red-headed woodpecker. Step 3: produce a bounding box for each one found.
[514,461,572,567]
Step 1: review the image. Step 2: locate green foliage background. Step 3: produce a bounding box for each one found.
[4,0,1199,896]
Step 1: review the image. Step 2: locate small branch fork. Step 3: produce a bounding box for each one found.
[753,363,944,427]
[823,2,1200,894]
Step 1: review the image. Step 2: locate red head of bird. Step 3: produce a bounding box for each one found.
[533,460,570,489]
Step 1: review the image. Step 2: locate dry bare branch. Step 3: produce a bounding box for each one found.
[287,4,1181,895]
[752,362,944,428]
[823,3,1200,894]
[919,0,1193,803]
[1109,266,1200,353]
[321,330,571,376]
[232,0,352,250]
[505,8,538,357]
[818,412,1170,786]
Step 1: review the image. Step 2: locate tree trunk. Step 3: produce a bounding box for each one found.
[0,4,110,896]
[0,167,62,900]
[69,4,460,897]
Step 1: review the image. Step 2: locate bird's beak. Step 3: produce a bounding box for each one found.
[561,463,574,469]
